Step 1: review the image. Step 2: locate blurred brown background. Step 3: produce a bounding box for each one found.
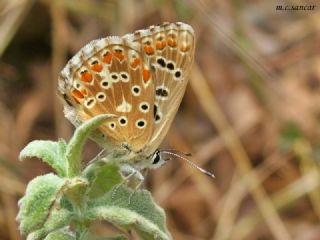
[1,0,320,239]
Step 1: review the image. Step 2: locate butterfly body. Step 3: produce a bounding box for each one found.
[58,22,195,171]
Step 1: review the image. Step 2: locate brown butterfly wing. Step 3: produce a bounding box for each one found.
[123,22,195,155]
[58,37,155,152]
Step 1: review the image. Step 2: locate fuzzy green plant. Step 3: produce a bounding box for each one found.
[17,114,171,240]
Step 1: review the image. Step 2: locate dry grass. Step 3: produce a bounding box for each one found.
[1,0,320,239]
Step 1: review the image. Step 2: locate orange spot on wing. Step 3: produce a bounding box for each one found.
[130,58,141,68]
[114,51,125,61]
[167,38,177,47]
[144,45,154,55]
[142,69,151,82]
[80,88,87,96]
[91,63,103,72]
[81,72,93,83]
[180,43,190,52]
[102,52,113,64]
[71,89,84,103]
[156,41,166,50]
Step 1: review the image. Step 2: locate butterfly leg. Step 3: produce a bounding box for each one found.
[111,165,144,201]
[128,176,145,205]
[88,149,107,165]
[122,166,145,205]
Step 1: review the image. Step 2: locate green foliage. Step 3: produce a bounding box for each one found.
[65,114,115,177]
[92,236,128,240]
[18,114,171,240]
[26,208,74,240]
[88,163,122,199]
[88,187,170,240]
[279,122,304,150]
[44,229,76,240]
[19,140,67,176]
[17,174,69,235]
[173,0,193,19]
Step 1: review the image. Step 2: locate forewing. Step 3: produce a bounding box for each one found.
[58,37,155,152]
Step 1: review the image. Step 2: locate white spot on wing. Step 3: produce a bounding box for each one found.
[108,122,116,130]
[136,119,147,129]
[96,92,106,102]
[118,116,128,126]
[139,102,150,113]
[155,85,170,101]
[132,85,141,96]
[84,97,96,109]
[110,73,120,83]
[116,97,132,112]
[99,64,110,78]
[100,79,111,89]
[120,72,130,82]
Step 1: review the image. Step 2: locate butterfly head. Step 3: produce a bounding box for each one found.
[148,149,167,169]
[117,146,166,170]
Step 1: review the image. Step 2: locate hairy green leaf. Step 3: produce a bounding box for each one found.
[26,208,73,240]
[18,174,68,235]
[88,163,122,199]
[63,177,88,210]
[92,235,128,240]
[65,114,115,177]
[44,228,76,240]
[87,187,171,240]
[19,140,67,176]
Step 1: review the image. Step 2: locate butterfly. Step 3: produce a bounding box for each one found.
[58,22,212,181]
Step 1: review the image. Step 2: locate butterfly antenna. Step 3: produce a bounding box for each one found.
[162,149,192,157]
[161,151,215,178]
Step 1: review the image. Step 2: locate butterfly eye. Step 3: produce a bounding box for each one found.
[152,151,161,164]
[149,150,166,169]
